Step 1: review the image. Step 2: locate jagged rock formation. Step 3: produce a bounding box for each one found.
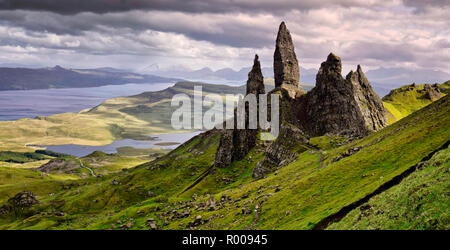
[303,54,388,136]
[251,23,389,178]
[346,65,388,132]
[215,22,388,177]
[274,22,299,88]
[214,130,234,168]
[246,55,265,96]
[214,55,265,168]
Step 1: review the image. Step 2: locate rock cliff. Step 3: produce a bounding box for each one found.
[214,55,265,168]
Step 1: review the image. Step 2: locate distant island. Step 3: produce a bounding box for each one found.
[0,66,182,91]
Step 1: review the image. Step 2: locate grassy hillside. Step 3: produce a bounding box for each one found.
[0,94,448,230]
[328,145,449,230]
[382,82,447,123]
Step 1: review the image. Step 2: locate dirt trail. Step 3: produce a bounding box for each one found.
[79,159,96,177]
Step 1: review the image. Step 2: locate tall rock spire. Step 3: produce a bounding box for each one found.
[246,54,265,96]
[214,55,265,168]
[274,21,299,88]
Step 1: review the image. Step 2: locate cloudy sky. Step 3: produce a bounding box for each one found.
[0,0,449,74]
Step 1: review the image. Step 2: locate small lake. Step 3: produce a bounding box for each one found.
[32,131,202,157]
[0,82,175,121]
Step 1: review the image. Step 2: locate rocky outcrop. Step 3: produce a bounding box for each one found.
[346,65,388,131]
[215,22,388,178]
[37,158,81,174]
[214,55,265,168]
[214,130,234,168]
[252,23,389,178]
[274,22,299,88]
[0,191,39,216]
[246,55,265,96]
[252,123,308,178]
[302,53,388,137]
[423,84,443,101]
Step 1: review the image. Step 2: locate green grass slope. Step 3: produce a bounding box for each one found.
[382,82,447,123]
[328,145,449,230]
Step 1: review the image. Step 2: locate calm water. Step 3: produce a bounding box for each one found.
[0,82,175,121]
[32,132,202,157]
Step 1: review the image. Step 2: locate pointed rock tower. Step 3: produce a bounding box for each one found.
[346,65,388,131]
[246,55,265,96]
[274,22,300,88]
[214,55,265,168]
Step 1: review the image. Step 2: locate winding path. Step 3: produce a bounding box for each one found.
[79,159,96,177]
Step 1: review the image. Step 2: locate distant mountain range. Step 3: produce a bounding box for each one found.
[1,64,448,96]
[144,64,450,96]
[143,65,318,85]
[0,66,181,91]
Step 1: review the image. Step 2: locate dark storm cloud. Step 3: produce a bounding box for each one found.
[0,10,276,48]
[403,0,450,12]
[0,0,389,14]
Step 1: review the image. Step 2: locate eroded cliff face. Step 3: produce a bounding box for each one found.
[214,55,265,168]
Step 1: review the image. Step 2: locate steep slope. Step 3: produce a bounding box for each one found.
[328,145,449,230]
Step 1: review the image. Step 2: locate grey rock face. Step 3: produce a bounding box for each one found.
[246,54,265,96]
[253,53,389,178]
[274,22,299,88]
[215,22,389,178]
[346,65,388,131]
[252,123,308,179]
[304,53,388,137]
[214,55,265,168]
[213,129,234,168]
